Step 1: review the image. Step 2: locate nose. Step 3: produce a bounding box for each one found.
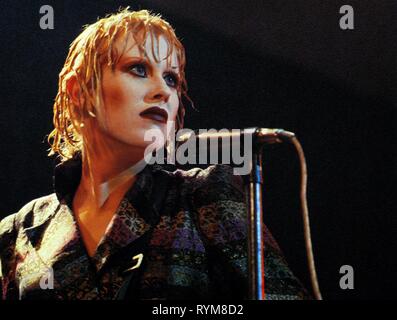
[145,76,171,104]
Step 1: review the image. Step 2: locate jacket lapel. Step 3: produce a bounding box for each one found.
[91,198,151,271]
[52,153,162,274]
[18,198,90,296]
[90,165,156,272]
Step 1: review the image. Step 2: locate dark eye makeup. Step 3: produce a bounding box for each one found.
[127,61,180,88]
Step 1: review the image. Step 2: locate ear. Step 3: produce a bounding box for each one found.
[65,74,88,131]
[66,74,85,107]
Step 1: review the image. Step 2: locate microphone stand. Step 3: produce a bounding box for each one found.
[245,129,266,300]
[178,127,293,300]
[243,127,286,300]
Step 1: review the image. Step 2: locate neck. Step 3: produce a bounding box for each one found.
[77,144,146,209]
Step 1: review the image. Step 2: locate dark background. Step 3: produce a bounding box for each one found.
[0,0,395,299]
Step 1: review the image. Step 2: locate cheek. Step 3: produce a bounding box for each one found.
[101,68,142,112]
[102,77,130,110]
[98,77,141,136]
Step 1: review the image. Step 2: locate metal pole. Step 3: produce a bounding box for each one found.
[246,147,265,300]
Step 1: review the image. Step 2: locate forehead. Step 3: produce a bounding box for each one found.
[115,30,179,67]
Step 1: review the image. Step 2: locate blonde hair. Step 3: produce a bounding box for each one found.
[48,8,192,161]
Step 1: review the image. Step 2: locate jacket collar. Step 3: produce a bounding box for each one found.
[39,153,165,271]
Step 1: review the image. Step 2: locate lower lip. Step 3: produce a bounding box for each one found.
[140,113,167,124]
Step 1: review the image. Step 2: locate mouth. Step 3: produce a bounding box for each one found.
[139,106,168,124]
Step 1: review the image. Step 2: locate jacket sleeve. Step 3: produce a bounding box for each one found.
[191,164,311,300]
[0,213,19,300]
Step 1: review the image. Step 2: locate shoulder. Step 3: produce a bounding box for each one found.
[164,165,248,236]
[0,194,59,240]
[0,194,58,299]
[167,164,245,198]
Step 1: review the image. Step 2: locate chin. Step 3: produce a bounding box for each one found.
[102,127,166,153]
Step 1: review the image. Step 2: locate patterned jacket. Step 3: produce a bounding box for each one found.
[0,156,310,300]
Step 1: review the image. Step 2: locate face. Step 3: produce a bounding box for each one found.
[91,31,180,156]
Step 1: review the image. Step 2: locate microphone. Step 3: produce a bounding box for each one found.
[177,127,295,144]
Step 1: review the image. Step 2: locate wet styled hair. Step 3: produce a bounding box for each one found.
[48,8,192,161]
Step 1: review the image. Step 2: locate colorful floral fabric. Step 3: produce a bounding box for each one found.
[0,156,310,300]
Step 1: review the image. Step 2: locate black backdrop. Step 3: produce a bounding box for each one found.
[0,0,395,300]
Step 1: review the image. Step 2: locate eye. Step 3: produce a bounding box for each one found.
[164,72,179,88]
[129,63,147,77]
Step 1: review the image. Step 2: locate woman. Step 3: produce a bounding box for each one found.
[0,8,309,300]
